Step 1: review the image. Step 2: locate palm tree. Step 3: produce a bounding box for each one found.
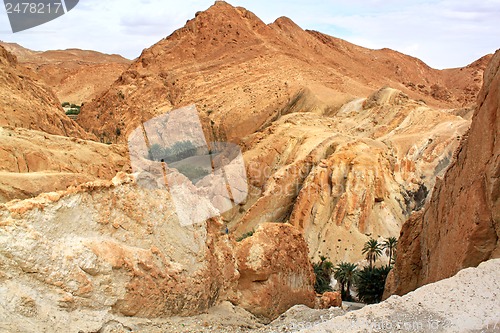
[382,237,398,266]
[313,256,334,293]
[362,238,383,269]
[333,262,357,301]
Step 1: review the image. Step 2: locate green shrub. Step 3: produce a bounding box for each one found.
[65,108,80,115]
[236,230,255,242]
[70,103,79,108]
[61,101,70,107]
[313,256,333,294]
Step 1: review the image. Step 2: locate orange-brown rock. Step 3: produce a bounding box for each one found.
[317,291,342,309]
[0,42,131,104]
[234,223,316,320]
[77,1,489,144]
[384,50,500,298]
[0,45,92,138]
[0,126,129,203]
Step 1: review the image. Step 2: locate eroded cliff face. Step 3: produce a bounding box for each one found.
[0,42,132,105]
[0,126,130,203]
[384,50,500,297]
[229,87,469,264]
[0,173,315,332]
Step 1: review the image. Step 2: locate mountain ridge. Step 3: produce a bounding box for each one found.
[77,1,491,144]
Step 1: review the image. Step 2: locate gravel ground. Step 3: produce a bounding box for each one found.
[100,302,348,333]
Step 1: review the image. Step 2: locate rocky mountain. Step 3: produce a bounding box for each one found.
[234,87,469,263]
[0,126,129,203]
[77,1,489,145]
[0,41,131,104]
[0,45,91,138]
[0,45,130,203]
[72,1,490,264]
[0,1,496,330]
[384,50,499,297]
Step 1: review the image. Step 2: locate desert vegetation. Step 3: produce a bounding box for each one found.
[62,102,81,116]
[313,237,397,304]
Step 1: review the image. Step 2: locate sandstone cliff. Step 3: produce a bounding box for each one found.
[384,50,500,297]
[234,223,316,320]
[0,126,130,203]
[71,1,486,265]
[230,88,469,263]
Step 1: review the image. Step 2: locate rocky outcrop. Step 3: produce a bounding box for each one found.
[384,50,500,297]
[0,45,92,139]
[0,174,315,331]
[233,223,316,320]
[301,259,500,333]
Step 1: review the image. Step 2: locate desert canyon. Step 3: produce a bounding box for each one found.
[0,1,498,332]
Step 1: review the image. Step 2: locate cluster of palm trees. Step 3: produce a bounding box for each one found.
[362,236,398,268]
[327,237,398,303]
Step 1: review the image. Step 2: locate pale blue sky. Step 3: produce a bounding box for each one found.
[0,0,499,69]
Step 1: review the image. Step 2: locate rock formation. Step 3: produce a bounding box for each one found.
[317,292,342,309]
[301,259,500,333]
[233,223,316,320]
[0,126,129,203]
[384,50,500,297]
[0,2,496,330]
[71,1,487,264]
[231,87,469,263]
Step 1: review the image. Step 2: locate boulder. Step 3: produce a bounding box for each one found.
[233,223,316,320]
[317,291,342,309]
